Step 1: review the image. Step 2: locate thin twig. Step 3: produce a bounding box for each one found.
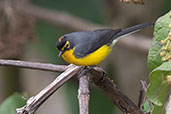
[138,80,148,108]
[0,59,67,72]
[16,64,81,114]
[78,75,90,114]
[89,68,144,114]
[138,81,153,113]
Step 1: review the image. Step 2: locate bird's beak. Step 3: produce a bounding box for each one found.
[58,51,63,57]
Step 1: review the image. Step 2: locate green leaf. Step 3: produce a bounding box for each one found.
[0,93,26,114]
[147,10,171,114]
[148,10,171,72]
[147,60,171,113]
[142,100,151,113]
[152,104,166,114]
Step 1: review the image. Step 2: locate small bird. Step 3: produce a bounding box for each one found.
[56,23,153,66]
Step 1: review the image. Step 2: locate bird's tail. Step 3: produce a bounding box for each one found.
[114,22,154,39]
[111,22,154,46]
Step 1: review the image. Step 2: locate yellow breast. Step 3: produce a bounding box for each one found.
[61,45,112,66]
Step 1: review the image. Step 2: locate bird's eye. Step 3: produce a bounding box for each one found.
[66,44,69,47]
[64,41,70,49]
[66,43,70,48]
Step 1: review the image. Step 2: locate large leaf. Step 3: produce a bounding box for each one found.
[148,10,171,72]
[147,60,171,114]
[152,104,166,114]
[147,10,171,114]
[0,93,26,114]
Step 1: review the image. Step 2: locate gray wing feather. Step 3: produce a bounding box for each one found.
[71,29,121,58]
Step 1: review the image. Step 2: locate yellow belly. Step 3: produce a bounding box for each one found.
[61,45,112,66]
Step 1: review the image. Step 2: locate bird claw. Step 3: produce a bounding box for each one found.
[78,66,95,78]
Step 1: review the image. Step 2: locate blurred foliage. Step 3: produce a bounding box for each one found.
[2,66,21,97]
[0,0,35,58]
[0,93,26,114]
[31,0,106,24]
[162,0,171,15]
[33,21,64,64]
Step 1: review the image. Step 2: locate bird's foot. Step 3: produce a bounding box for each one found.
[78,66,96,79]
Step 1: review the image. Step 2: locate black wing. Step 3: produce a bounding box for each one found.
[70,29,121,58]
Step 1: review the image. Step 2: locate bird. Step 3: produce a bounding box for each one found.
[56,23,153,66]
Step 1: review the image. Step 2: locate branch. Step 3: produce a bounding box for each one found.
[16,64,81,114]
[78,75,90,114]
[14,4,152,53]
[138,81,153,113]
[0,59,144,113]
[89,68,144,114]
[120,0,145,4]
[0,59,67,72]
[138,80,148,108]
